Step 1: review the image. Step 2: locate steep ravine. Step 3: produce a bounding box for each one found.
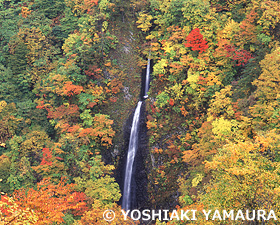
[101,10,150,212]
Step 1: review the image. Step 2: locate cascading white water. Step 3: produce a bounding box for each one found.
[122,101,143,211]
[122,57,151,211]
[143,58,150,99]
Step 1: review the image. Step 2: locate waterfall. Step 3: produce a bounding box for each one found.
[122,101,143,211]
[143,58,150,99]
[122,57,151,211]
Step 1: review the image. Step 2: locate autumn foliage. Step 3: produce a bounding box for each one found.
[184,28,209,53]
[0,195,38,224]
[224,44,253,66]
[1,0,280,223]
[13,178,88,224]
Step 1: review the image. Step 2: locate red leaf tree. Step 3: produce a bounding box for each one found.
[40,148,53,166]
[184,28,209,53]
[224,44,253,66]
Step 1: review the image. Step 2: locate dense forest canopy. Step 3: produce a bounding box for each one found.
[0,0,280,224]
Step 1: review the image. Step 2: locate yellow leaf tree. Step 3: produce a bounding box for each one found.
[200,130,280,222]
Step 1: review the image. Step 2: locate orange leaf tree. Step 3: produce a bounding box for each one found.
[13,177,88,224]
[0,195,38,224]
